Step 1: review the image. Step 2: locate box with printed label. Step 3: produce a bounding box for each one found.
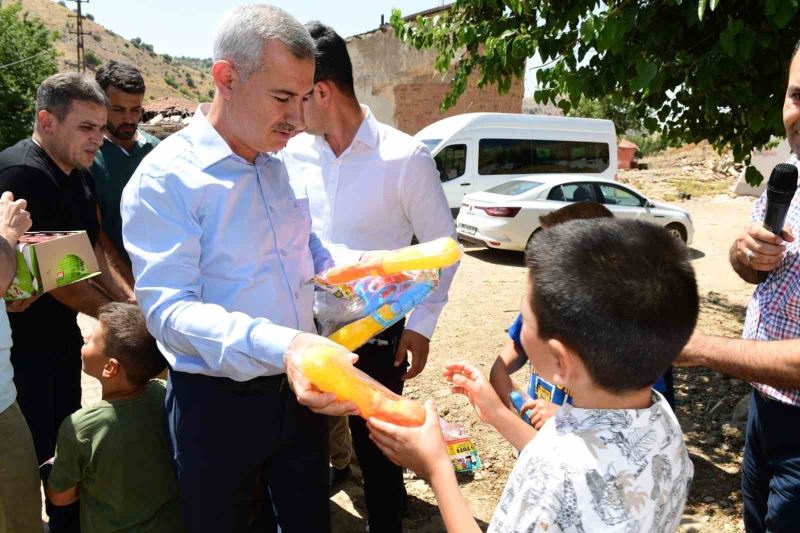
[4,231,100,301]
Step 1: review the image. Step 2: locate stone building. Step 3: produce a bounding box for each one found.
[346,7,524,135]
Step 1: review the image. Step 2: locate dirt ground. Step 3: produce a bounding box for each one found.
[75,143,756,532]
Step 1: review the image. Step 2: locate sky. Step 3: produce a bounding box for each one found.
[65,0,447,59]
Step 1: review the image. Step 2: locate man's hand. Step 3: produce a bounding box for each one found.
[285,332,360,416]
[367,401,451,481]
[0,191,31,243]
[734,222,794,272]
[520,399,559,430]
[6,296,37,313]
[443,361,506,424]
[395,329,430,381]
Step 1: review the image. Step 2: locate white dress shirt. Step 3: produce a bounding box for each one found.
[121,104,334,381]
[284,106,457,339]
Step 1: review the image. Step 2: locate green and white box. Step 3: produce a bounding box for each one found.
[4,231,101,301]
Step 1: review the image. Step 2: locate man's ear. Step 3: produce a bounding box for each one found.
[212,60,238,100]
[102,358,120,379]
[547,338,574,389]
[314,81,332,107]
[37,110,56,135]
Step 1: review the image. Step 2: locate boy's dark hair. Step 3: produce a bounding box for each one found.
[95,61,146,94]
[539,201,613,229]
[97,303,165,386]
[305,21,356,97]
[526,219,698,393]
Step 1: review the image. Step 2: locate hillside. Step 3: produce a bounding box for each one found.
[16,0,214,102]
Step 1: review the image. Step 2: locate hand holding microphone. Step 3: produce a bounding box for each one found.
[736,163,798,281]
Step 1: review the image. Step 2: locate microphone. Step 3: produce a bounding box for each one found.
[758,163,798,282]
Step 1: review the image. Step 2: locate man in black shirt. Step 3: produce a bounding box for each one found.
[0,72,133,532]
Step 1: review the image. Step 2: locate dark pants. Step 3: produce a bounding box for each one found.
[11,331,82,533]
[742,390,800,532]
[349,321,408,533]
[166,369,330,533]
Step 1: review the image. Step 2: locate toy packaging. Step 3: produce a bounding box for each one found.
[440,418,482,473]
[4,231,100,301]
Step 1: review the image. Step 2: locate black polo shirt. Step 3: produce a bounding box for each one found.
[0,138,99,349]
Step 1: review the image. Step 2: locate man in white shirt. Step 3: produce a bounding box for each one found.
[284,22,457,533]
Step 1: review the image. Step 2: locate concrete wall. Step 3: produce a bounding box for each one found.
[346,27,523,135]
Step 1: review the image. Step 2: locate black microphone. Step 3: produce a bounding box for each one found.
[758,163,798,282]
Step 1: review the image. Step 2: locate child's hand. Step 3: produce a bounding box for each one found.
[367,401,451,480]
[520,399,559,429]
[444,361,505,424]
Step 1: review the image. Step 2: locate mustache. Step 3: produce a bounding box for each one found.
[274,123,296,134]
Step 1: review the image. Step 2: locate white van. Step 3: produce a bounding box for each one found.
[415,113,618,216]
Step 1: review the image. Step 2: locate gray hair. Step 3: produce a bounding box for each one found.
[35,72,109,121]
[212,4,315,82]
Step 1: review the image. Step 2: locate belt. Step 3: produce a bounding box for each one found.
[214,373,288,395]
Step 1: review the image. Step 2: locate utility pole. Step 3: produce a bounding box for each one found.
[67,0,90,72]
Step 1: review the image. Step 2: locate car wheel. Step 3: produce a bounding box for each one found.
[526,228,543,251]
[665,223,687,243]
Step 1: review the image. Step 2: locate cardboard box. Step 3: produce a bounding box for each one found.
[4,231,100,301]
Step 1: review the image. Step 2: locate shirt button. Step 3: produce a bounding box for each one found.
[280,250,287,257]
[294,292,300,299]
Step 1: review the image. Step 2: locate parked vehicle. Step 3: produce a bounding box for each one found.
[456,176,693,251]
[415,113,618,216]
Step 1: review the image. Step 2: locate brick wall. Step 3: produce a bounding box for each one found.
[393,76,524,135]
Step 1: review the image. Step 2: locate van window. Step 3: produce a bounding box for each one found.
[485,180,542,196]
[478,139,610,175]
[548,183,599,202]
[434,144,467,183]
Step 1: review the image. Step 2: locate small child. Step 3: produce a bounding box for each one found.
[46,303,184,532]
[368,219,697,532]
[490,202,614,434]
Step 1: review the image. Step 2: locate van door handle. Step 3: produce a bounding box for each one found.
[461,183,471,186]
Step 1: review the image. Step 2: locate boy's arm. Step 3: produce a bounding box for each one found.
[368,402,482,533]
[489,338,528,409]
[46,484,79,506]
[446,361,537,451]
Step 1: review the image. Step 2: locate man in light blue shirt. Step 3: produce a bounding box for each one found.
[121,6,356,532]
[0,191,41,533]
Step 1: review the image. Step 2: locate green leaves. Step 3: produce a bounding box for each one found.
[391,0,800,165]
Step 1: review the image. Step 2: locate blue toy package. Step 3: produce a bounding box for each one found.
[529,373,572,406]
[509,391,532,424]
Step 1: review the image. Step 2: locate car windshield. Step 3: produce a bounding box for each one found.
[484,180,543,196]
[421,139,442,152]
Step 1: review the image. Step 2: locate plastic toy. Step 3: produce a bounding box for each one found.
[317,237,462,285]
[294,343,426,427]
[509,391,533,424]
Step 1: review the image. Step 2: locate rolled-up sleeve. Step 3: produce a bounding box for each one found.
[399,146,459,339]
[122,172,299,381]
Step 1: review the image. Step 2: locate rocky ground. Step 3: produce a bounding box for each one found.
[73,143,754,532]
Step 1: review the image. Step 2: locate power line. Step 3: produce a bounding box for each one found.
[0,50,50,70]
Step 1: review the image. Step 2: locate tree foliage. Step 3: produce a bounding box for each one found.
[0,2,58,148]
[392,1,800,183]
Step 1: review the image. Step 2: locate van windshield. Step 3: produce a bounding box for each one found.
[485,180,543,196]
[478,139,610,175]
[421,139,442,152]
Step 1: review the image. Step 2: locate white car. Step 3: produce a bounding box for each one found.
[456,176,694,251]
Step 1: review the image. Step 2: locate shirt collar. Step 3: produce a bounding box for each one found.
[185,103,240,170]
[103,130,152,156]
[312,104,380,156]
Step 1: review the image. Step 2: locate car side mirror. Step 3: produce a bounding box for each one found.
[645,200,655,208]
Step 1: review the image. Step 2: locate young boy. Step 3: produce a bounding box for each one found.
[46,303,184,532]
[368,219,697,532]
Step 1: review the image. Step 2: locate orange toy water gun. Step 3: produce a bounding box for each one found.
[295,343,426,427]
[317,237,462,285]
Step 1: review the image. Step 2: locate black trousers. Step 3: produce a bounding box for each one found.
[11,328,82,533]
[166,369,330,533]
[349,320,408,533]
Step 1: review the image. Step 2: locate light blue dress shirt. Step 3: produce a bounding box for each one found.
[121,105,334,381]
[0,301,15,413]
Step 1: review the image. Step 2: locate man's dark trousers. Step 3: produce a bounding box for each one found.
[349,320,408,533]
[166,369,330,532]
[742,390,800,532]
[12,322,82,532]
